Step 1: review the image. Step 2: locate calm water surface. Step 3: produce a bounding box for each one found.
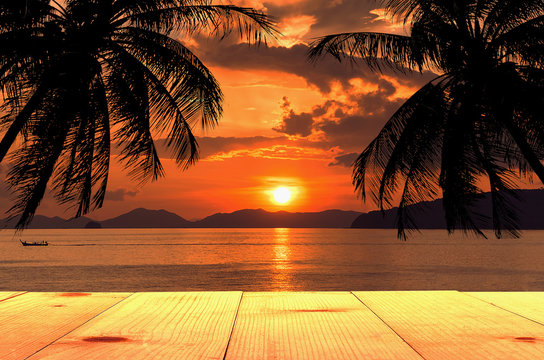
[1,228,543,291]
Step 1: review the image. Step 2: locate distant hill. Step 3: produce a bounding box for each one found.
[351,189,544,229]
[0,215,93,229]
[99,208,192,228]
[0,208,361,229]
[2,189,542,229]
[192,209,362,228]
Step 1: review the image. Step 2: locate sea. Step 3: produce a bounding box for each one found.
[1,228,543,292]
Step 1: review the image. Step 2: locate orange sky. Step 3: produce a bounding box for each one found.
[2,0,537,221]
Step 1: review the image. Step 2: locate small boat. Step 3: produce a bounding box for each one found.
[20,240,48,247]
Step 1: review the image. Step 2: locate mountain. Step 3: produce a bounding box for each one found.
[192,209,362,228]
[0,208,361,229]
[3,189,542,229]
[0,215,93,229]
[99,208,192,228]
[351,189,544,229]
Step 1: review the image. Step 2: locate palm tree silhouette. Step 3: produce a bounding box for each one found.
[0,0,276,228]
[310,0,544,238]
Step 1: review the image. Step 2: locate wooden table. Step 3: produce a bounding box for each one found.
[1,291,543,359]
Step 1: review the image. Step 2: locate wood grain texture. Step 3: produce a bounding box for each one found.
[0,291,26,302]
[29,292,242,360]
[0,292,130,360]
[225,291,423,360]
[467,292,544,325]
[353,291,544,360]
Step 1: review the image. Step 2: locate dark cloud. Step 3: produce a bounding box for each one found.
[271,77,405,152]
[328,152,359,167]
[264,0,385,36]
[193,0,437,93]
[357,78,396,110]
[273,97,314,136]
[274,111,314,136]
[106,189,139,202]
[199,42,435,93]
[201,43,357,92]
[317,80,405,149]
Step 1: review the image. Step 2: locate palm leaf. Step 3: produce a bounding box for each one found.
[308,32,420,72]
[121,3,278,42]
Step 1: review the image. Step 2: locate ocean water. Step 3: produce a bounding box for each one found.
[1,228,543,292]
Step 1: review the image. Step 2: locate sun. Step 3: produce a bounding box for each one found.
[272,187,292,205]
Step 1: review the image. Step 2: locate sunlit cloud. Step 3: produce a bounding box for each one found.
[379,75,421,99]
[271,76,407,153]
[369,8,410,33]
[277,15,317,47]
[205,145,341,162]
[229,0,307,10]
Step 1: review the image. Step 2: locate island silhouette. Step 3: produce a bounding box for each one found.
[3,189,543,230]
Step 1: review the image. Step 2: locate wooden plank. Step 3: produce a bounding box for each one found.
[0,291,26,302]
[467,292,544,325]
[29,292,242,360]
[0,292,130,360]
[225,292,423,360]
[353,291,544,360]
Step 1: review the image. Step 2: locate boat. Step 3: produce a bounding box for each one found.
[20,240,48,247]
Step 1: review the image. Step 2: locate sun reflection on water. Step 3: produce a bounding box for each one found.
[271,228,293,290]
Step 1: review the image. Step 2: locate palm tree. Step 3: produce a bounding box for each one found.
[309,0,544,239]
[0,0,276,228]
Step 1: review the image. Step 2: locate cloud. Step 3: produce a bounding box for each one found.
[263,0,392,37]
[277,14,317,47]
[205,144,340,162]
[199,41,435,94]
[191,0,437,94]
[272,77,406,152]
[155,134,338,161]
[368,8,408,33]
[201,43,357,93]
[154,76,412,165]
[196,136,286,157]
[316,80,405,149]
[106,188,139,202]
[328,152,359,167]
[183,77,407,164]
[273,97,314,136]
[170,1,437,166]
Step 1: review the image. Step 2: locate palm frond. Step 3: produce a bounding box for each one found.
[438,93,489,236]
[53,69,111,217]
[0,82,48,163]
[308,32,420,72]
[121,3,278,43]
[483,0,544,39]
[104,51,165,184]
[353,78,446,238]
[7,86,73,228]
[115,26,222,129]
[470,132,520,238]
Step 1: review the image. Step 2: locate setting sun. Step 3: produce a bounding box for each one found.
[273,187,292,204]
